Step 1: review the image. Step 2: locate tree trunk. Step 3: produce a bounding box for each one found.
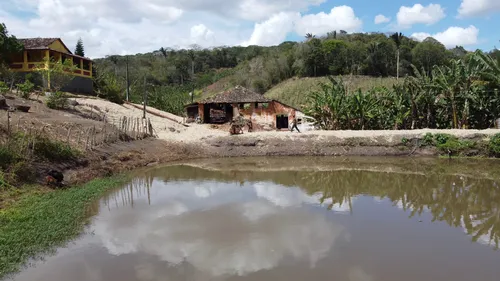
[427,103,431,128]
[452,102,458,129]
[396,49,400,80]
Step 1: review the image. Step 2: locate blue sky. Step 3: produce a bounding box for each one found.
[1,0,499,58]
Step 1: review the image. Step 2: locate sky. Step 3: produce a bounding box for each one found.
[0,0,499,58]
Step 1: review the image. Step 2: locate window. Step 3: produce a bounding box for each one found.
[239,103,251,110]
[261,103,269,109]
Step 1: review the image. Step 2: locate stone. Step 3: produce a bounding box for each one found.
[15,105,31,112]
[68,99,79,106]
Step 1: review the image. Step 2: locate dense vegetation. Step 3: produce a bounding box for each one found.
[305,51,500,130]
[93,31,500,116]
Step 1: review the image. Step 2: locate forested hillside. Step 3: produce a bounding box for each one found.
[93,31,500,115]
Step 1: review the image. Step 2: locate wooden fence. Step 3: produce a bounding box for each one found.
[1,111,157,151]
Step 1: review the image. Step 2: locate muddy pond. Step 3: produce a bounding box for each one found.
[10,157,500,281]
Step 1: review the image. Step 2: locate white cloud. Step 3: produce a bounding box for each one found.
[242,12,299,46]
[190,24,215,45]
[410,25,479,48]
[397,3,446,28]
[0,0,333,58]
[241,5,362,46]
[295,5,363,35]
[458,0,500,17]
[374,14,390,24]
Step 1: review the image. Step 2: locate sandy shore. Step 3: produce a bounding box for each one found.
[77,96,500,144]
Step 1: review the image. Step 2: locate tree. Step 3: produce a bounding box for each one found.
[390,32,403,80]
[74,38,85,57]
[305,33,315,42]
[0,23,23,65]
[36,58,77,92]
[412,37,447,75]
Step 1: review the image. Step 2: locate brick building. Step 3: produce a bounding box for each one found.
[185,86,305,130]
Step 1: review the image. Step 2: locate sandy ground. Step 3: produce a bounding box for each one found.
[75,97,500,144]
[75,98,227,142]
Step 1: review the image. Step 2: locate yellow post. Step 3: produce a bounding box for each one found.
[89,61,93,77]
[79,58,83,71]
[45,50,51,89]
[23,51,28,70]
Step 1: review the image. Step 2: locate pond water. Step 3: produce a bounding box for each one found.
[10,157,500,281]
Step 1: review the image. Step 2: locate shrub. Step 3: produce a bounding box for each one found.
[16,79,34,99]
[98,74,124,104]
[434,133,453,146]
[46,91,68,109]
[489,134,500,157]
[434,134,476,155]
[0,81,9,94]
[0,145,17,169]
[32,135,80,161]
[422,133,434,146]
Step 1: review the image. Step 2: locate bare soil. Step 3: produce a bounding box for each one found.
[1,93,499,191]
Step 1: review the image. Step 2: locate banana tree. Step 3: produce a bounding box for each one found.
[432,62,462,129]
[306,76,349,130]
[352,89,379,130]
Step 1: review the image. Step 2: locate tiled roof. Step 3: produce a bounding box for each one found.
[18,38,60,50]
[199,86,271,104]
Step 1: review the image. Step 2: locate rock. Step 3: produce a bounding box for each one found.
[168,127,176,132]
[0,95,6,108]
[15,105,30,112]
[68,99,79,106]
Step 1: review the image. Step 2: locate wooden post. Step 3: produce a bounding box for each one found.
[143,76,147,119]
[66,125,73,144]
[7,111,11,138]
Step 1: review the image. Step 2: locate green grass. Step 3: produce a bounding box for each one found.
[265,76,399,109]
[0,176,127,278]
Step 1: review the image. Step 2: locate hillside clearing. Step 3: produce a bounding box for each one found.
[265,76,399,109]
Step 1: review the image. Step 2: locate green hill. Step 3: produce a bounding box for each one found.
[264,76,399,109]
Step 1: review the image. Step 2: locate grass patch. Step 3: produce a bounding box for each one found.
[265,76,398,109]
[0,176,127,278]
[0,132,80,186]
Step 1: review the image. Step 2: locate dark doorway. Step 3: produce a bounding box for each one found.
[224,104,234,121]
[276,115,289,129]
[203,104,210,123]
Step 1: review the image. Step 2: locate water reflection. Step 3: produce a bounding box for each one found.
[10,158,500,281]
[138,163,500,250]
[96,180,345,277]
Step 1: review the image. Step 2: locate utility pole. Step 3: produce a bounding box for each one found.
[126,56,130,102]
[143,76,146,119]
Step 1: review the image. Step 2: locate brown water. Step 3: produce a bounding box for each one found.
[10,157,500,281]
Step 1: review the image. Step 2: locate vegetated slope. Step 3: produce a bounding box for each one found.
[265,76,399,109]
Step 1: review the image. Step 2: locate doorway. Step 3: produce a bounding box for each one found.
[276,115,289,129]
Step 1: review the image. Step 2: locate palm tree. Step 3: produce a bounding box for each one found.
[390,32,403,80]
[159,47,168,58]
[305,33,315,42]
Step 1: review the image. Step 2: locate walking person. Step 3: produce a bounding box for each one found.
[291,115,300,133]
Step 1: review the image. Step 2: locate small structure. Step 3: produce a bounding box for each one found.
[7,38,93,94]
[185,86,306,131]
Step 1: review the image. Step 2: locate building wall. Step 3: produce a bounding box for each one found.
[239,101,298,130]
[61,76,93,94]
[198,104,204,121]
[48,40,71,53]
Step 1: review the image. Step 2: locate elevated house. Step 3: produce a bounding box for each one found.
[8,38,93,94]
[185,86,306,130]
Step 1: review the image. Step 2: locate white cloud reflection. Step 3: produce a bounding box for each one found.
[94,181,346,277]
